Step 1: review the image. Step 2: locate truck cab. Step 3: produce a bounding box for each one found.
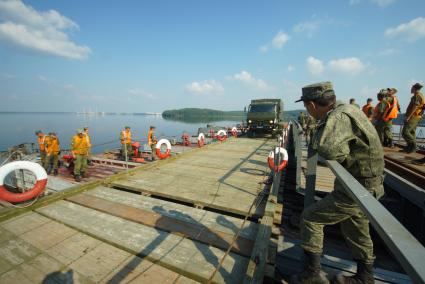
[246,99,283,137]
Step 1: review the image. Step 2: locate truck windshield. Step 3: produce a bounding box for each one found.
[249,104,275,113]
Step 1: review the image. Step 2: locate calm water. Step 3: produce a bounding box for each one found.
[0,112,242,153]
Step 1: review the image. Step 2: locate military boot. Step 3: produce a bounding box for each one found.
[388,139,394,148]
[406,142,416,154]
[290,252,329,284]
[53,169,58,176]
[75,175,81,182]
[332,261,374,284]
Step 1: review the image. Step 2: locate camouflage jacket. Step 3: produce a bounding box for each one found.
[312,102,384,180]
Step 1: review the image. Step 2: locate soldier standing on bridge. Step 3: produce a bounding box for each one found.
[402,83,424,153]
[292,82,384,284]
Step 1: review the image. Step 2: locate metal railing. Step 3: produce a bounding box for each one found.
[289,120,425,283]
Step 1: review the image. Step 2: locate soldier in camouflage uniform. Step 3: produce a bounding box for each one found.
[373,89,388,145]
[291,82,384,284]
[402,83,424,153]
[305,114,317,146]
[381,88,400,148]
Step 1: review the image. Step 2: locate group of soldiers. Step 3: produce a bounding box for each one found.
[298,83,424,155]
[119,125,158,161]
[35,125,159,182]
[292,81,423,284]
[35,127,91,181]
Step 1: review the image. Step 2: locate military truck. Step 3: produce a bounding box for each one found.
[246,99,283,137]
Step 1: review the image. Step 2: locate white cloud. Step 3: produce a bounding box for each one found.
[185,80,224,95]
[385,17,425,42]
[328,57,365,74]
[230,70,272,91]
[260,31,289,52]
[306,56,324,76]
[349,0,361,5]
[0,0,91,59]
[128,88,155,99]
[287,65,294,72]
[371,0,395,7]
[294,21,320,37]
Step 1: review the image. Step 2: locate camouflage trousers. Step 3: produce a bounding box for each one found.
[150,144,157,160]
[300,177,384,264]
[402,116,421,144]
[40,150,46,168]
[121,143,132,159]
[74,155,87,176]
[44,154,58,171]
[383,120,393,141]
[374,120,385,143]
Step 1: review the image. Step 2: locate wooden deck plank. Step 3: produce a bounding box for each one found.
[37,200,249,284]
[86,186,259,240]
[67,193,254,257]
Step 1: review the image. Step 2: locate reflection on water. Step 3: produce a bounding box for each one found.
[0,113,242,153]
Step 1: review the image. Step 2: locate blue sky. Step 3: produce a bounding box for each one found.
[0,0,424,112]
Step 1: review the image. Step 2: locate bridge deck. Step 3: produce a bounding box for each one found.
[0,137,276,284]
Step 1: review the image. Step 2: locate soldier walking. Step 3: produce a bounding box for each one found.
[120,126,132,160]
[71,129,89,182]
[402,83,424,153]
[148,126,157,161]
[44,132,60,175]
[292,82,384,284]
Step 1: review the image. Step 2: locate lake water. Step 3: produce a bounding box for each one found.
[0,112,242,153]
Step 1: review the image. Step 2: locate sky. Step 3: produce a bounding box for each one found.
[0,0,425,113]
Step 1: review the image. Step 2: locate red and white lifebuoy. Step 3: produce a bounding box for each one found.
[198,133,205,147]
[268,147,289,172]
[231,127,238,138]
[155,139,172,159]
[216,129,227,142]
[0,161,47,203]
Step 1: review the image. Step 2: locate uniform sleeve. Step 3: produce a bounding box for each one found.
[71,137,75,150]
[414,94,423,106]
[317,113,353,163]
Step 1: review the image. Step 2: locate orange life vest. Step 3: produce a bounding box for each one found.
[120,130,132,144]
[413,92,425,117]
[148,129,155,146]
[45,137,60,155]
[383,96,399,122]
[362,104,373,119]
[72,135,89,155]
[37,135,46,151]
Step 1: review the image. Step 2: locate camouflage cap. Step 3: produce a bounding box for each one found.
[387,87,397,94]
[125,126,131,129]
[378,89,388,96]
[35,130,42,135]
[412,83,423,90]
[295,81,334,103]
[76,128,84,134]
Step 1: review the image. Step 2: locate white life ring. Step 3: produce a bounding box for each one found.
[268,147,289,172]
[216,129,227,141]
[0,161,47,203]
[231,127,238,137]
[155,139,172,159]
[198,133,205,147]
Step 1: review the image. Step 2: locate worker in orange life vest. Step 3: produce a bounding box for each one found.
[35,130,47,168]
[148,126,157,161]
[44,132,60,175]
[362,98,374,122]
[120,126,132,160]
[381,88,400,148]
